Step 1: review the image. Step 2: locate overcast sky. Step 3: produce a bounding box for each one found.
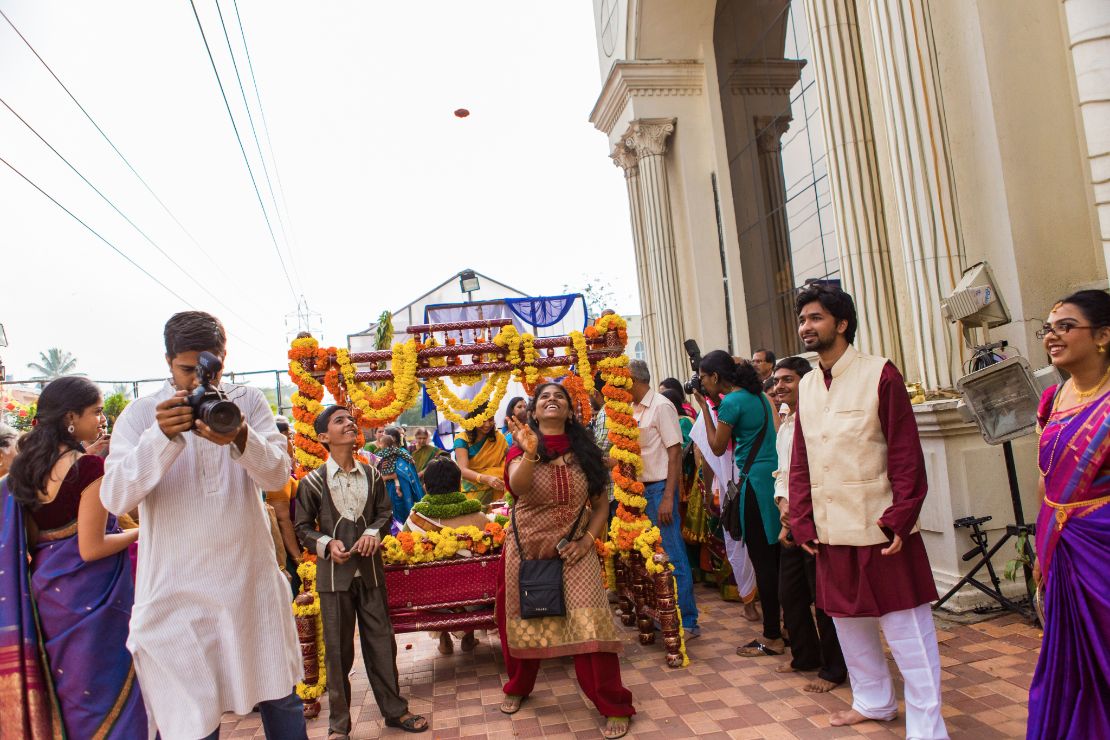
[0,1,638,385]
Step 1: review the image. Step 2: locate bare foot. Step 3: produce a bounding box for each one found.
[437,632,453,655]
[775,662,798,674]
[829,708,895,726]
[460,632,479,652]
[602,716,630,739]
[804,677,839,693]
[741,601,762,622]
[500,694,524,714]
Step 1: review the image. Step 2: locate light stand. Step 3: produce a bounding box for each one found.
[933,341,1037,621]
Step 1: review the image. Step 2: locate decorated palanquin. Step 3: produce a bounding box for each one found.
[285,312,687,713]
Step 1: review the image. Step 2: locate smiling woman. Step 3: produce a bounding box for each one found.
[499,382,634,738]
[1027,289,1110,739]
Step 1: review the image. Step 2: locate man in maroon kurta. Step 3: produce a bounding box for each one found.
[789,284,947,739]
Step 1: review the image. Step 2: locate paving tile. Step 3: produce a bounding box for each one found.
[221,604,1038,739]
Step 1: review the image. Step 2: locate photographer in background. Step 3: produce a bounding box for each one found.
[101,311,306,740]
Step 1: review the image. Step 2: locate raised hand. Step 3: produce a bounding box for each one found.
[507,417,538,456]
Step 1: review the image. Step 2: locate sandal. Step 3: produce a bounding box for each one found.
[437,633,454,655]
[460,632,479,652]
[736,638,785,657]
[384,713,428,733]
[500,694,526,714]
[603,716,631,739]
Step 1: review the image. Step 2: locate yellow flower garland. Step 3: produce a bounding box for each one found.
[293,560,327,701]
[424,371,511,431]
[336,341,421,424]
[380,525,501,565]
[569,331,594,394]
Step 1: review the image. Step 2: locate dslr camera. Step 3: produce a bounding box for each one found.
[187,351,242,435]
[682,339,702,395]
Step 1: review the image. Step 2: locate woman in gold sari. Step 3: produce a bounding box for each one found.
[498,383,634,739]
[453,404,508,505]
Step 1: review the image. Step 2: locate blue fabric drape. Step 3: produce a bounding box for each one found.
[504,294,584,329]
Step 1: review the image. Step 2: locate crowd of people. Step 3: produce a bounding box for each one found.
[0,284,1107,739]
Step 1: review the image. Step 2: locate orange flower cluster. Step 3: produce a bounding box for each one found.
[563,374,593,425]
[485,521,506,547]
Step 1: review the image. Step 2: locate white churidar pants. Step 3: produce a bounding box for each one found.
[722,528,757,602]
[832,603,948,740]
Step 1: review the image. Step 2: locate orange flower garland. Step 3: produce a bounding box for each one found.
[288,337,328,477]
[593,315,688,666]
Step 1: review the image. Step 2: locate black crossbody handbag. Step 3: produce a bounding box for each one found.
[722,397,772,541]
[513,498,589,619]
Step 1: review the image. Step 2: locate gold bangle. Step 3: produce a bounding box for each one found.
[523,453,540,463]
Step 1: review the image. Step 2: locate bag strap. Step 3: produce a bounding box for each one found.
[738,395,771,482]
[512,485,590,562]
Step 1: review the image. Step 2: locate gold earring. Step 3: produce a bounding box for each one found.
[1100,345,1107,354]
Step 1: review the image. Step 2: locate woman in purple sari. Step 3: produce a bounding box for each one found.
[1,377,145,738]
[1027,290,1110,739]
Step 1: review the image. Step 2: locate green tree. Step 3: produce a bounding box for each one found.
[27,348,77,379]
[102,392,130,431]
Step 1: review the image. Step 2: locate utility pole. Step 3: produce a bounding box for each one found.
[285,295,323,342]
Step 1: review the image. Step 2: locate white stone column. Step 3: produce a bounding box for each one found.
[864,0,964,390]
[1062,0,1110,275]
[625,117,689,384]
[611,141,660,368]
[754,115,801,349]
[803,0,904,368]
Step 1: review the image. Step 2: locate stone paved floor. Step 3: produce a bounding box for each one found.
[221,592,1040,739]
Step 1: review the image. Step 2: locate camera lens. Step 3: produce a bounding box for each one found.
[200,399,242,435]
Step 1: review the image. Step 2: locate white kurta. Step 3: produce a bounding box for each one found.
[101,381,302,740]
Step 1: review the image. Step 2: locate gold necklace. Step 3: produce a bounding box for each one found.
[1074,364,1110,401]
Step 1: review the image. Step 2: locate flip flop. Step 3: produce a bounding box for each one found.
[736,639,785,657]
[603,716,631,739]
[384,714,428,733]
[500,694,526,715]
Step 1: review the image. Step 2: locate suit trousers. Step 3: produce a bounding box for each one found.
[779,544,846,683]
[319,578,408,735]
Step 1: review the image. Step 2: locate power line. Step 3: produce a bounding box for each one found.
[187,0,299,301]
[230,0,304,280]
[0,154,268,354]
[0,95,267,336]
[0,153,193,305]
[215,0,301,289]
[0,7,229,279]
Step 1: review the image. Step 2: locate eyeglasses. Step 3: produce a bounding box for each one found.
[1035,321,1093,339]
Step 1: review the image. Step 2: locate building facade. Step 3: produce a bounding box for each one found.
[589,0,1109,608]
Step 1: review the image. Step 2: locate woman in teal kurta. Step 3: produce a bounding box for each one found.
[694,350,783,656]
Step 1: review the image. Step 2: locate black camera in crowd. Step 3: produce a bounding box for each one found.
[682,339,702,395]
[187,351,242,435]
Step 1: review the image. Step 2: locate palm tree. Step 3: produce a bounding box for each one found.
[27,348,78,379]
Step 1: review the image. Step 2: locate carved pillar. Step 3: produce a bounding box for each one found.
[863,0,963,389]
[625,117,689,384]
[611,141,659,366]
[803,0,904,367]
[754,115,800,354]
[1062,0,1110,274]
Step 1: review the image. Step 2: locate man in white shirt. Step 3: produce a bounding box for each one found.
[772,356,846,693]
[101,312,305,740]
[629,359,699,637]
[295,405,427,739]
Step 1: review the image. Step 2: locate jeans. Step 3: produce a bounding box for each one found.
[197,690,307,740]
[643,480,698,629]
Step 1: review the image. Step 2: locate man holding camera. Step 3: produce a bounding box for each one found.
[102,311,305,740]
[788,285,945,739]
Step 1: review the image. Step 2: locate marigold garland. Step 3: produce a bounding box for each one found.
[381,523,505,565]
[293,560,327,701]
[593,315,689,666]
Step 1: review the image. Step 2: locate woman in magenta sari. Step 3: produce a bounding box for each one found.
[1027,290,1110,739]
[1,377,145,739]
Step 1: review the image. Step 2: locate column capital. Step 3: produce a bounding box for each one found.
[610,140,640,174]
[625,118,677,158]
[754,115,792,153]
